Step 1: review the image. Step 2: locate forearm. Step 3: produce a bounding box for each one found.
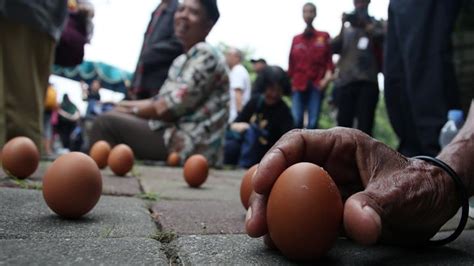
[131,99,173,121]
[118,99,151,109]
[438,101,474,196]
[235,90,243,112]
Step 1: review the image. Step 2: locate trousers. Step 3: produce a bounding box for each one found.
[0,19,55,150]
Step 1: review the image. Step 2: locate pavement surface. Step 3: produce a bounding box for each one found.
[1,162,474,265]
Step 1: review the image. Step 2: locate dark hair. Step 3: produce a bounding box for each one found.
[260,66,291,96]
[250,58,267,64]
[200,0,220,25]
[303,2,316,12]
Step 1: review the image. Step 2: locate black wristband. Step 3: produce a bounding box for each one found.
[413,155,470,246]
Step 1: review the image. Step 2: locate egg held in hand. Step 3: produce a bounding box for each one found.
[267,162,343,261]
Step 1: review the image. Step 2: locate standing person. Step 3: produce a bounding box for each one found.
[288,3,334,129]
[384,0,463,157]
[83,79,102,118]
[57,94,81,150]
[226,47,252,123]
[0,0,68,150]
[331,0,385,136]
[55,0,94,67]
[131,0,184,100]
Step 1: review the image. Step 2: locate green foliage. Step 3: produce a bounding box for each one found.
[318,84,337,130]
[372,95,399,149]
[319,84,399,149]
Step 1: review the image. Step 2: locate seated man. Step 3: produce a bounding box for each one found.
[224,66,294,168]
[90,0,228,166]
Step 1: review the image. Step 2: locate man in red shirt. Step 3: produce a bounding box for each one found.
[288,2,333,129]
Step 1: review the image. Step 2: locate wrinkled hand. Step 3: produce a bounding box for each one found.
[246,128,460,246]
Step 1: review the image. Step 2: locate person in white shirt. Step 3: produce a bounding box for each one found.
[226,47,252,123]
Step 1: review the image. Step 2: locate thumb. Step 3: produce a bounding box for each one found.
[343,191,383,245]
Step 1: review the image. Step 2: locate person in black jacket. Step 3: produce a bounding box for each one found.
[224,66,294,168]
[331,0,385,136]
[130,0,184,99]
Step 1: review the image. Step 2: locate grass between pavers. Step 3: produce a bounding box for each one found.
[11,178,42,190]
[100,224,117,238]
[1,175,43,190]
[136,192,160,201]
[150,230,177,243]
[150,230,181,265]
[131,165,141,177]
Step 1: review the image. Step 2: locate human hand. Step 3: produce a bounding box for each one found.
[365,22,375,33]
[246,128,460,246]
[231,122,250,133]
[319,79,329,91]
[113,105,132,114]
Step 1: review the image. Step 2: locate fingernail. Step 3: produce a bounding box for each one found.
[246,206,253,223]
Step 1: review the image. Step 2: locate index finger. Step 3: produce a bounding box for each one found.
[253,128,349,195]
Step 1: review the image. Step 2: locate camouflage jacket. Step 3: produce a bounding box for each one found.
[149,42,230,166]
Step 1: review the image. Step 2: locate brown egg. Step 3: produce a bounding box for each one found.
[2,137,39,179]
[108,144,134,176]
[89,140,111,169]
[42,152,102,219]
[267,162,343,261]
[167,152,180,167]
[240,164,258,210]
[183,154,208,188]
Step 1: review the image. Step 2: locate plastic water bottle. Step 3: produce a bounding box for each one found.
[439,110,474,218]
[439,110,464,148]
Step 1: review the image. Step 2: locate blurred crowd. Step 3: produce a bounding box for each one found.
[1,0,473,168]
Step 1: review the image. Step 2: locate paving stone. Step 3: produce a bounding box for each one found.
[174,233,474,265]
[139,166,242,201]
[174,235,288,265]
[0,238,167,265]
[152,200,245,235]
[101,172,142,197]
[0,188,156,239]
